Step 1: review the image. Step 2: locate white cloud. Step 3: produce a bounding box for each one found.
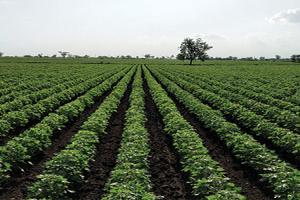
[269,8,300,23]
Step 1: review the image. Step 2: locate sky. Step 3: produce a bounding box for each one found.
[0,0,300,58]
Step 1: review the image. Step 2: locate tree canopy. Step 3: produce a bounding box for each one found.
[178,37,212,65]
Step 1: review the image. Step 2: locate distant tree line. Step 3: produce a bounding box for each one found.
[1,53,299,62]
[208,56,289,61]
[208,55,298,62]
[16,53,175,59]
[0,47,299,63]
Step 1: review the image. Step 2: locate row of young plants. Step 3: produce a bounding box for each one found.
[0,70,109,115]
[143,67,246,199]
[0,67,103,105]
[0,68,122,137]
[0,68,75,96]
[101,67,156,199]
[0,64,93,101]
[0,75,55,96]
[172,67,300,114]
[231,77,296,99]
[288,92,300,106]
[0,67,131,184]
[221,72,300,110]
[149,67,300,199]
[26,67,136,199]
[0,75,29,90]
[204,68,299,101]
[167,69,300,134]
[195,65,299,103]
[157,68,300,162]
[185,69,300,115]
[0,77,69,104]
[227,76,298,101]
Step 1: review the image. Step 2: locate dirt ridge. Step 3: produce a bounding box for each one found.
[143,71,193,200]
[77,79,133,200]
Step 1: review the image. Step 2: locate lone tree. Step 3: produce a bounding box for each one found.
[0,52,3,57]
[178,37,212,65]
[58,51,69,58]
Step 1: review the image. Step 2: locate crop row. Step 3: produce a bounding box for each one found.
[149,67,300,199]
[0,64,99,103]
[0,68,122,137]
[101,67,156,199]
[0,69,113,115]
[172,67,300,114]
[0,78,65,104]
[0,69,75,96]
[201,67,298,100]
[26,67,136,199]
[156,68,300,162]
[0,76,54,96]
[0,66,108,105]
[143,67,245,199]
[0,67,131,183]
[232,77,296,99]
[169,68,300,133]
[289,92,300,105]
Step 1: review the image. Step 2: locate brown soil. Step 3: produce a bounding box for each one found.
[0,79,118,200]
[147,67,272,200]
[142,71,193,200]
[77,80,132,200]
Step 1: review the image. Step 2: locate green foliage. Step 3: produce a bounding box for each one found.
[0,67,131,183]
[171,69,300,133]
[0,68,120,136]
[179,37,212,64]
[149,66,300,199]
[27,67,136,199]
[45,149,91,182]
[143,67,244,198]
[0,119,11,136]
[2,59,300,199]
[27,174,70,200]
[176,53,185,61]
[157,68,300,162]
[102,67,156,199]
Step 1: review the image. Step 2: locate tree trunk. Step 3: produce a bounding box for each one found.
[189,59,193,65]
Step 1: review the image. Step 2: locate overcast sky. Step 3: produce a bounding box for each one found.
[1,0,300,58]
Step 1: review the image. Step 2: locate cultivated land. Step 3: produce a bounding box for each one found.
[0,57,300,199]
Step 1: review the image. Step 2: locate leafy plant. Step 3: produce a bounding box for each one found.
[27,174,70,200]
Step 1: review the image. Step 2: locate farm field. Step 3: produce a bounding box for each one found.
[0,58,300,200]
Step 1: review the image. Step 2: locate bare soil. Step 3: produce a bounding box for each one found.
[77,80,132,200]
[143,71,193,200]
